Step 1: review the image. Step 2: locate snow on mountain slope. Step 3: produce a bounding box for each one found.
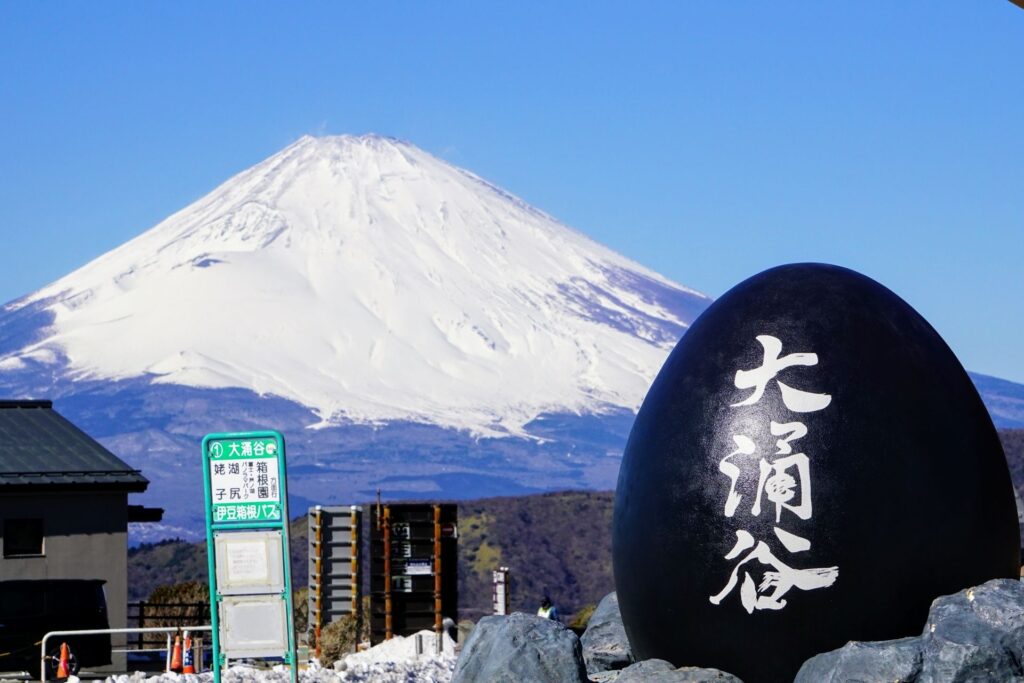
[4,135,710,436]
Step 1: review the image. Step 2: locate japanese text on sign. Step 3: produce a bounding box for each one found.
[209,437,281,524]
[709,335,839,614]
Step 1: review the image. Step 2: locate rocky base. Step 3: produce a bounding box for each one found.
[796,579,1024,682]
[581,592,634,675]
[453,579,1024,682]
[593,659,743,683]
[450,613,589,683]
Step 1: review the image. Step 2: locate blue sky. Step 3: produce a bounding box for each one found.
[0,2,1021,382]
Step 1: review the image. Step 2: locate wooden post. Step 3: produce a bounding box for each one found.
[433,504,442,653]
[138,602,145,650]
[383,505,392,640]
[313,507,323,659]
[350,505,360,649]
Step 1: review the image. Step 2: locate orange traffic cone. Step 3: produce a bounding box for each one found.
[55,642,71,680]
[169,634,183,673]
[182,631,195,674]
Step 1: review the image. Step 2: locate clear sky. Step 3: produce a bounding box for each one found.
[1,2,1021,382]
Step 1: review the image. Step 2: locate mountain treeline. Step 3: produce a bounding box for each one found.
[129,430,1024,620]
[128,490,614,620]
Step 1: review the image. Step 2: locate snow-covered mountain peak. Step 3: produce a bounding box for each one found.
[5,135,710,436]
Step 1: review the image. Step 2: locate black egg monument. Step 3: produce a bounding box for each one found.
[612,263,1020,683]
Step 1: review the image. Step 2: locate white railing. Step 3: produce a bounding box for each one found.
[40,626,212,683]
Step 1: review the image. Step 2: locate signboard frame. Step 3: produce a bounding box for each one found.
[369,503,458,645]
[308,505,362,658]
[202,430,296,683]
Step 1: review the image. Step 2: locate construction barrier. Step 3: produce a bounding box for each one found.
[54,643,71,680]
[40,626,212,683]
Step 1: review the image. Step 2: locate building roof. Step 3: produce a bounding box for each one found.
[0,400,148,492]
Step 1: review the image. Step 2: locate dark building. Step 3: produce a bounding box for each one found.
[0,400,161,673]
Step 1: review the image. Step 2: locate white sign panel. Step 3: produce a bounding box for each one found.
[214,530,284,594]
[405,560,432,576]
[220,595,289,659]
[227,541,270,583]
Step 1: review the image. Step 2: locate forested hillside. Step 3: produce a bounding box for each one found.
[129,490,614,620]
[129,430,1024,618]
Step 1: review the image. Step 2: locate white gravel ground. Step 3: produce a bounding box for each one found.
[99,631,457,683]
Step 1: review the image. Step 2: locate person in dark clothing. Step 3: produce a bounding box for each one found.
[537,594,560,621]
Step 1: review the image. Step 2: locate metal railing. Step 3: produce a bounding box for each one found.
[127,601,210,648]
[40,626,211,683]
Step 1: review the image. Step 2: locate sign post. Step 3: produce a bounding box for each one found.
[202,431,296,683]
[492,566,511,615]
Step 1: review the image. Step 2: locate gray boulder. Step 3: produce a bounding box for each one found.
[795,637,923,682]
[581,592,634,675]
[451,612,589,683]
[795,579,1024,683]
[669,667,744,683]
[917,578,1024,682]
[601,658,743,683]
[612,659,675,682]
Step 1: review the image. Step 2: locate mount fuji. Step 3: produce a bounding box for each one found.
[1,134,1020,539]
[0,134,712,538]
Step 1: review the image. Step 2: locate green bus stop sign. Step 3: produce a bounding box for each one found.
[202,431,297,683]
[207,435,283,524]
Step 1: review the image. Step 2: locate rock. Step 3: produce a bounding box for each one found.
[794,637,922,682]
[451,612,588,683]
[612,659,675,681]
[581,592,633,674]
[794,579,1024,683]
[606,659,743,683]
[918,578,1024,682]
[670,667,744,683]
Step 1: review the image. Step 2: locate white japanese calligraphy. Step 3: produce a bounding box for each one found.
[710,334,838,613]
[710,530,838,613]
[731,335,832,412]
[720,435,756,517]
